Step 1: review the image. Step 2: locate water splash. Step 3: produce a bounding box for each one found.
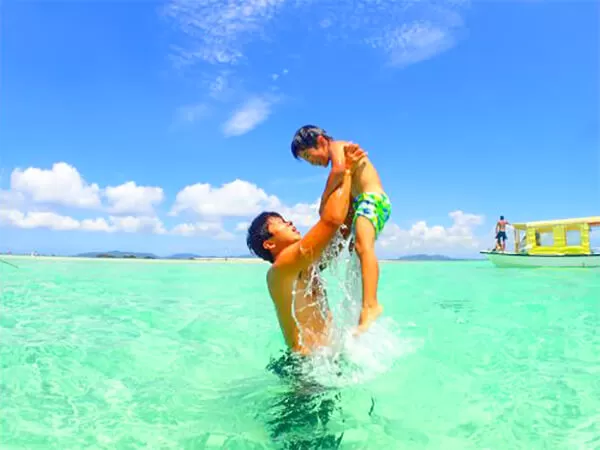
[294,230,417,388]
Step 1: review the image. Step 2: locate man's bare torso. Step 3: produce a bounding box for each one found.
[267,265,332,355]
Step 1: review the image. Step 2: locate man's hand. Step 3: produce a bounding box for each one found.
[343,143,367,173]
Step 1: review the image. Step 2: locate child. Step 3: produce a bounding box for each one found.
[290,125,392,334]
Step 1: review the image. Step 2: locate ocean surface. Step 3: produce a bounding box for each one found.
[1,255,599,449]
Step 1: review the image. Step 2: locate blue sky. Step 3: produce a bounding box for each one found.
[0,0,598,257]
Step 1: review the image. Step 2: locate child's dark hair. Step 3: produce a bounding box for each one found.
[246,211,283,263]
[291,125,333,159]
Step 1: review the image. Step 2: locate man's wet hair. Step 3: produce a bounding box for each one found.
[291,125,333,160]
[247,212,283,263]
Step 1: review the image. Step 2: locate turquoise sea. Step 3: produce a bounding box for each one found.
[1,256,599,449]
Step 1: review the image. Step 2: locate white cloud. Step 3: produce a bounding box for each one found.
[367,21,456,67]
[208,73,232,99]
[164,1,468,137]
[236,221,249,231]
[222,96,274,137]
[270,68,289,81]
[164,0,286,66]
[0,208,166,234]
[0,209,80,231]
[108,216,167,235]
[279,199,320,228]
[0,189,25,208]
[231,199,319,234]
[378,210,485,254]
[170,179,280,218]
[104,181,165,215]
[10,162,102,209]
[164,0,467,71]
[6,163,165,216]
[171,221,234,240]
[80,217,113,232]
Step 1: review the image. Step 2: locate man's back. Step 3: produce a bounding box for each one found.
[266,264,332,355]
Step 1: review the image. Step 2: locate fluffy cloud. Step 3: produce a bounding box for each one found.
[0,210,80,231]
[278,199,320,228]
[165,1,467,134]
[367,20,458,68]
[170,179,280,218]
[165,0,467,72]
[6,162,164,216]
[171,222,235,240]
[164,0,286,66]
[0,209,167,234]
[10,162,102,209]
[236,221,250,231]
[1,162,319,243]
[378,210,485,253]
[104,181,164,215]
[222,96,275,137]
[164,0,469,67]
[0,189,25,209]
[1,161,487,255]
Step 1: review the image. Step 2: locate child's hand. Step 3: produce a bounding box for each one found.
[343,143,367,172]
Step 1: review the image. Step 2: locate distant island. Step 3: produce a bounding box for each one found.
[394,254,480,261]
[76,250,159,259]
[74,251,255,260]
[70,251,479,261]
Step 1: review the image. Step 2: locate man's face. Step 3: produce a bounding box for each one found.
[263,215,301,252]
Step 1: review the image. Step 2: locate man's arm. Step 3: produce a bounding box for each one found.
[275,151,361,274]
[276,170,352,273]
[318,143,347,216]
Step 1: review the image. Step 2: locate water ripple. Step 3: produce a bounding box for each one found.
[0,258,598,449]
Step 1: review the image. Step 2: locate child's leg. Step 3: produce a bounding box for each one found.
[353,216,383,333]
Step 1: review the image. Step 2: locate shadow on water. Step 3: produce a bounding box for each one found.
[264,351,377,450]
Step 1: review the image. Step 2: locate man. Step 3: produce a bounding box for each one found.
[495,215,510,252]
[246,144,366,449]
[246,143,365,356]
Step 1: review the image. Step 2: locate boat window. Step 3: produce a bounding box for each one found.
[591,226,600,253]
[538,231,554,247]
[566,230,581,246]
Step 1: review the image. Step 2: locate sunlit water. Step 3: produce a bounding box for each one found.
[1,254,599,449]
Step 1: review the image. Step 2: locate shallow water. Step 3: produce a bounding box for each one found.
[1,256,599,449]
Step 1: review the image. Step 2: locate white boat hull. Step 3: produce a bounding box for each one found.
[480,251,600,268]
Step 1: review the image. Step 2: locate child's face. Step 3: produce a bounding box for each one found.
[298,137,330,167]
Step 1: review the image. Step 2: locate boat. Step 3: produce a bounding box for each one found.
[481,216,600,268]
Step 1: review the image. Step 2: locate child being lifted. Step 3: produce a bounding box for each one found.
[290,125,392,334]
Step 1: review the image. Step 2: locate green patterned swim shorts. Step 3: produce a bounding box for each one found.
[352,192,392,239]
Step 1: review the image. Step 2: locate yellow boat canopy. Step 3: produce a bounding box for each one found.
[511,216,600,255]
[512,216,600,230]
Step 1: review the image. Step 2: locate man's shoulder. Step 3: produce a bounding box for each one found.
[269,248,301,278]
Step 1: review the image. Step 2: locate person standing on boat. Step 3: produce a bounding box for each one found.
[496,215,510,252]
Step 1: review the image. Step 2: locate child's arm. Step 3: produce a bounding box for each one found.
[318,142,349,216]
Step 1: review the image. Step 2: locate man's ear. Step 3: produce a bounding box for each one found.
[263,240,276,251]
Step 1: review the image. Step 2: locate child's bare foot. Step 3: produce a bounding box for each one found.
[354,304,383,335]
